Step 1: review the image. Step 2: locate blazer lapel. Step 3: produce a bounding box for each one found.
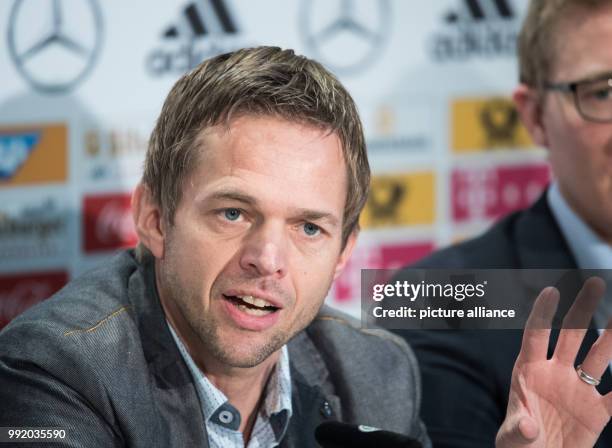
[282,331,340,447]
[279,372,338,448]
[130,253,209,447]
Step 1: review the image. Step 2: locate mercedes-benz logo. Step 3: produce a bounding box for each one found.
[7,0,104,94]
[299,0,391,75]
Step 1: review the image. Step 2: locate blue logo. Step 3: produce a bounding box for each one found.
[0,132,40,180]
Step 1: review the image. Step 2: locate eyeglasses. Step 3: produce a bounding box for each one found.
[544,73,612,123]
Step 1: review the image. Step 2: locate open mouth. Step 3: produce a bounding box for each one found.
[222,294,280,317]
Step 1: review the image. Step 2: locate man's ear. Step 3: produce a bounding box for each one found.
[513,83,549,148]
[333,229,359,280]
[132,183,165,258]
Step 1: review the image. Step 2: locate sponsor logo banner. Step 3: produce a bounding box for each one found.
[298,0,391,75]
[366,102,433,153]
[452,97,533,152]
[360,172,435,229]
[333,241,434,302]
[0,271,68,329]
[0,124,68,187]
[7,0,103,94]
[0,197,70,262]
[452,163,550,222]
[428,0,521,61]
[83,192,138,253]
[83,126,148,182]
[146,0,251,76]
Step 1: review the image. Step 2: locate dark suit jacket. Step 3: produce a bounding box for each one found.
[0,250,430,447]
[395,192,611,447]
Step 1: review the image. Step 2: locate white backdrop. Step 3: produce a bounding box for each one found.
[0,0,550,324]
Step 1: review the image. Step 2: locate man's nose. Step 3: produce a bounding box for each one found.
[239,223,288,278]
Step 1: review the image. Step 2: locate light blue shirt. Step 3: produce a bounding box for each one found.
[548,182,612,373]
[167,322,293,448]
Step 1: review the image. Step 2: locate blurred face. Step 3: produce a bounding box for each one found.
[156,115,355,369]
[540,4,612,242]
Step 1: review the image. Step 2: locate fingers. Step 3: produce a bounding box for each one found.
[519,287,559,363]
[579,318,612,386]
[554,277,605,366]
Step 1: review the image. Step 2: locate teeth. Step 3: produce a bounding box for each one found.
[238,295,271,308]
[236,304,273,316]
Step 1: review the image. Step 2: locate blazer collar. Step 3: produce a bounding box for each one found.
[128,250,209,447]
[282,330,340,448]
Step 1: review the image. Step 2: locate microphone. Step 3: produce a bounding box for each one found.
[314,421,422,448]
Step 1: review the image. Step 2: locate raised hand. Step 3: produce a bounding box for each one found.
[496,277,612,447]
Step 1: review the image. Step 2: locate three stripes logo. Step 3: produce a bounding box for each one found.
[445,0,514,24]
[163,0,238,39]
[147,0,250,76]
[428,0,520,61]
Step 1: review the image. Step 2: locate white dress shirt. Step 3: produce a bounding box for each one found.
[167,322,293,448]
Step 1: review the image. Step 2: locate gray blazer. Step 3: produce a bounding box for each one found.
[0,250,430,447]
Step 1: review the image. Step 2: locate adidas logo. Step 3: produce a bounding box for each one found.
[146,0,250,76]
[429,0,519,61]
[163,0,238,39]
[445,0,514,23]
[0,133,40,181]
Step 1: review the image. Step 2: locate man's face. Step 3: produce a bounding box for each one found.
[539,5,612,242]
[156,115,354,369]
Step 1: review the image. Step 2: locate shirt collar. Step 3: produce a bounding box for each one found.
[260,342,292,421]
[547,182,612,269]
[166,321,293,426]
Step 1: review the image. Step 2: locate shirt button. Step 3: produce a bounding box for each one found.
[320,400,333,418]
[219,410,234,424]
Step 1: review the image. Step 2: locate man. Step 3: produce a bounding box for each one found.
[0,46,608,448]
[0,46,429,447]
[396,0,612,446]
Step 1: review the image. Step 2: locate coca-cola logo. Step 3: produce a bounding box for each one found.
[0,281,51,316]
[96,201,136,245]
[83,193,138,253]
[0,271,67,328]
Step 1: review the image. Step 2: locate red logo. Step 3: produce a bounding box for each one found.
[452,163,550,223]
[333,241,434,303]
[83,193,138,253]
[0,271,68,329]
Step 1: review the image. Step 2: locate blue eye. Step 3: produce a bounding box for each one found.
[303,222,320,236]
[224,208,241,221]
[593,88,611,100]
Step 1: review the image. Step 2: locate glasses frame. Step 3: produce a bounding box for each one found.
[544,73,612,123]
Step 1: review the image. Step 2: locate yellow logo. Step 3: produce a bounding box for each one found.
[451,97,533,153]
[360,172,435,229]
[375,104,396,136]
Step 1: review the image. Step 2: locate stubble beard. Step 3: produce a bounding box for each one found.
[159,231,335,368]
[162,263,298,368]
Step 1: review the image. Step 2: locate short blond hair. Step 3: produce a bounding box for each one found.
[142,46,369,247]
[518,0,608,89]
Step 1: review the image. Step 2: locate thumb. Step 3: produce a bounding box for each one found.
[496,414,539,447]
